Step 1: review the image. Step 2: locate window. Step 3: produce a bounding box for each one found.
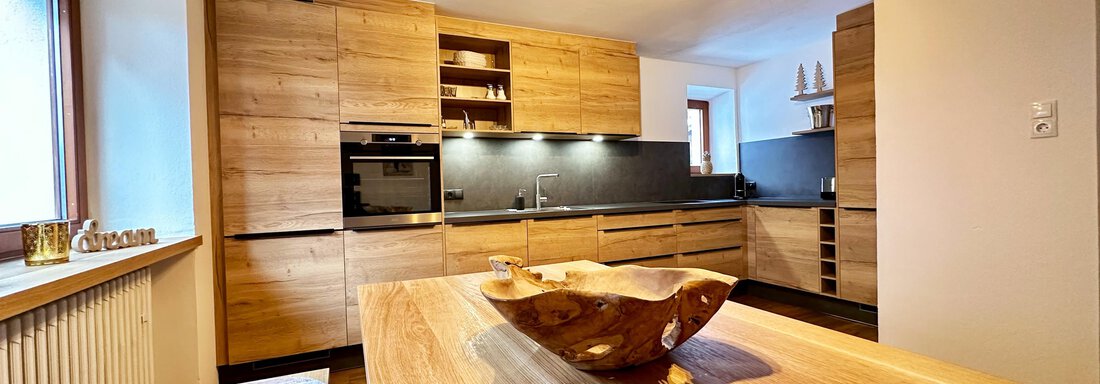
[687,99,710,173]
[0,0,85,259]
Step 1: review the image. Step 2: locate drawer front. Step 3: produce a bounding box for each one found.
[598,227,677,263]
[445,221,528,275]
[677,221,746,254]
[597,211,676,230]
[678,248,745,277]
[606,255,677,268]
[528,217,598,265]
[344,225,444,306]
[675,206,744,224]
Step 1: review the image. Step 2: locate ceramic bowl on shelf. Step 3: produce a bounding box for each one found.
[480,256,738,370]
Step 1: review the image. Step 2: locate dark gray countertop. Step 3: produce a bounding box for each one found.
[444,197,834,224]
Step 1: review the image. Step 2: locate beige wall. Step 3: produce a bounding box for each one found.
[876,1,1099,382]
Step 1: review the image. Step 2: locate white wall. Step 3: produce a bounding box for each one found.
[707,91,737,173]
[81,0,217,382]
[876,1,1099,383]
[737,37,834,142]
[639,57,737,142]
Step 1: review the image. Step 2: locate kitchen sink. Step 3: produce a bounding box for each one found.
[653,199,708,204]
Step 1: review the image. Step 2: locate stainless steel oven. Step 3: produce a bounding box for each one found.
[341,131,442,229]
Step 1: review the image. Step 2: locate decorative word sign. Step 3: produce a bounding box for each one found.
[70,219,158,253]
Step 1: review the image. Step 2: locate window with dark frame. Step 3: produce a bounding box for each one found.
[0,0,86,259]
[687,99,710,174]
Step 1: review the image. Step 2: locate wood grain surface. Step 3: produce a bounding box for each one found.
[444,221,528,275]
[838,209,877,305]
[833,6,876,209]
[527,217,598,265]
[356,261,1008,383]
[579,46,640,135]
[225,233,347,363]
[336,3,439,125]
[752,207,821,292]
[511,43,581,133]
[598,226,677,263]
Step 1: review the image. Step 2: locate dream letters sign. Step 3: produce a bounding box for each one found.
[70,219,159,253]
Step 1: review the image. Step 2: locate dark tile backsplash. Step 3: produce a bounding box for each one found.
[442,139,735,211]
[739,132,836,198]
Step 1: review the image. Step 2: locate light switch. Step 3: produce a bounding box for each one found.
[1031,101,1054,118]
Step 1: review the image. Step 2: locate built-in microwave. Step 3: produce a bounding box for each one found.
[340,131,442,229]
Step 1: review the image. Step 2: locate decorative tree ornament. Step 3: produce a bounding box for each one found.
[794,64,808,95]
[813,61,827,92]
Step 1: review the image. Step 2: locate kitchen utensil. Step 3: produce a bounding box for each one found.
[821,176,836,200]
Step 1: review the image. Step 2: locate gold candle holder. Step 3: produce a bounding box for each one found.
[21,221,71,266]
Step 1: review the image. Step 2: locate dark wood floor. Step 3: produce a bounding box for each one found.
[730,293,878,342]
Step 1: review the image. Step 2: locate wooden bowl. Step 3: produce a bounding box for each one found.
[480,259,738,370]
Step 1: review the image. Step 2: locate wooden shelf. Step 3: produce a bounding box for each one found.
[793,127,835,136]
[440,64,510,81]
[820,241,836,245]
[790,89,834,102]
[441,97,511,109]
[821,274,837,280]
[820,257,837,263]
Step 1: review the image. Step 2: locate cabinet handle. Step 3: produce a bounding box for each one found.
[229,228,336,240]
[349,156,435,161]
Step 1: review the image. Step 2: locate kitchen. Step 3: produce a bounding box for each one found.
[0,0,1096,383]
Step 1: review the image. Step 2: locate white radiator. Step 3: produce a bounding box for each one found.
[0,268,153,384]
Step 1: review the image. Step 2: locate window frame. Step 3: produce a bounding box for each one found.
[0,0,86,259]
[688,99,711,174]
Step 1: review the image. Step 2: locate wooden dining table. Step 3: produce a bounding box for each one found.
[356,260,1007,383]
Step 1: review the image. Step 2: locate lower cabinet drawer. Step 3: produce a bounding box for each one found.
[224,233,348,364]
[598,226,676,263]
[675,206,744,224]
[606,255,678,268]
[528,217,598,266]
[678,248,745,277]
[677,220,746,253]
[445,221,528,275]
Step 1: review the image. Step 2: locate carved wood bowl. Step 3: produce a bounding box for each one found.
[480,258,738,370]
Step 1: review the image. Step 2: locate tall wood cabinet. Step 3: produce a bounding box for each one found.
[833,3,878,305]
[334,1,439,126]
[216,0,342,236]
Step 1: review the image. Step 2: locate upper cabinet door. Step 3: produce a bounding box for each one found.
[216,0,338,121]
[216,0,342,235]
[511,43,582,133]
[336,3,439,126]
[834,7,876,209]
[580,46,641,136]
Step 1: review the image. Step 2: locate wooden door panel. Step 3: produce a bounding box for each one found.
[839,209,877,305]
[445,222,528,275]
[336,4,439,125]
[216,0,338,120]
[580,46,640,135]
[528,217,598,265]
[225,233,347,363]
[512,43,581,133]
[753,207,820,292]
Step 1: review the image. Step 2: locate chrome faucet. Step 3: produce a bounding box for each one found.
[535,173,559,210]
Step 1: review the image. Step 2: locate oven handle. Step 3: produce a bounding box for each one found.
[349,156,436,160]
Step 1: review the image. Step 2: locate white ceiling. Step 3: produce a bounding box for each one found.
[430,0,870,68]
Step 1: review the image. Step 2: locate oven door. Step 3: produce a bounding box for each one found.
[341,132,442,229]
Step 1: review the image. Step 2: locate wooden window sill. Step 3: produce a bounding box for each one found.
[0,235,202,321]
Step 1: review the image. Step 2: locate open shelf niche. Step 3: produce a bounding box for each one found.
[819,207,838,296]
[438,34,513,132]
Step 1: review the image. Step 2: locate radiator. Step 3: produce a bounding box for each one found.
[0,268,153,384]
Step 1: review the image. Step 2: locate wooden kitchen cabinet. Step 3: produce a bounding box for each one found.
[834,4,876,209]
[838,209,877,305]
[336,2,439,126]
[598,226,677,263]
[344,225,443,343]
[511,43,582,133]
[678,248,745,278]
[224,233,347,364]
[219,116,342,236]
[579,46,641,136]
[752,207,821,292]
[445,221,528,275]
[528,217,598,265]
[676,221,746,254]
[216,0,343,236]
[216,0,339,121]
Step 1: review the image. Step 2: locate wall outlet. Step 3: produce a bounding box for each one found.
[444,189,464,200]
[1030,100,1058,138]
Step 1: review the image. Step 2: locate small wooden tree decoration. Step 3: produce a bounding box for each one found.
[794,64,808,95]
[813,61,827,92]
